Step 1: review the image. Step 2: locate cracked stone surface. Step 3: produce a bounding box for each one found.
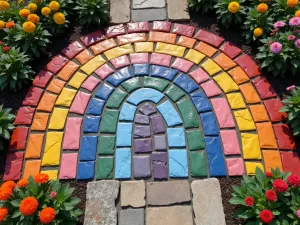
[121,180,146,207]
[133,0,166,9]
[110,0,130,24]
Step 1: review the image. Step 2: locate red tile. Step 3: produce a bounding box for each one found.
[220,42,242,59]
[14,107,35,125]
[32,70,53,88]
[3,152,24,181]
[152,21,171,32]
[264,98,286,122]
[105,24,126,38]
[80,31,105,47]
[253,77,276,99]
[235,55,261,78]
[172,23,195,37]
[273,124,296,150]
[150,53,172,67]
[9,127,29,150]
[61,41,85,59]
[22,87,43,107]
[45,55,69,74]
[127,22,150,33]
[194,30,224,47]
[117,33,146,45]
[281,152,300,176]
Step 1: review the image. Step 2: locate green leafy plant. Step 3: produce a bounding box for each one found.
[188,0,217,14]
[0,105,14,150]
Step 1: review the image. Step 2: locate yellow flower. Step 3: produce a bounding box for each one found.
[28,3,37,12]
[228,1,240,13]
[28,14,40,24]
[287,0,298,8]
[296,10,300,17]
[256,3,268,13]
[53,12,65,25]
[18,0,25,5]
[253,28,263,37]
[49,1,60,11]
[23,21,36,33]
[0,20,5,29]
[0,1,10,10]
[41,7,51,16]
[19,8,30,18]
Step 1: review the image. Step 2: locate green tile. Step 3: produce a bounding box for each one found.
[187,130,204,150]
[100,109,119,133]
[190,151,208,177]
[177,98,199,128]
[165,84,185,102]
[121,77,141,93]
[144,77,169,92]
[106,88,128,109]
[96,157,114,179]
[98,136,115,155]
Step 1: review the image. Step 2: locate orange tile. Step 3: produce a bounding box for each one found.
[117,33,147,45]
[47,78,66,94]
[256,122,278,149]
[249,105,269,122]
[228,66,250,84]
[177,36,196,48]
[25,134,44,159]
[23,160,41,179]
[37,93,58,112]
[75,49,94,65]
[240,83,261,104]
[148,31,176,44]
[57,61,80,81]
[194,42,218,57]
[31,113,50,131]
[263,150,283,172]
[90,38,117,55]
[213,53,237,70]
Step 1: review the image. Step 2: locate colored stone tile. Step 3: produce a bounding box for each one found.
[81,55,106,75]
[214,72,239,93]
[220,42,242,59]
[117,33,147,45]
[32,70,53,88]
[177,36,196,48]
[171,58,194,72]
[105,24,126,38]
[22,87,43,106]
[190,91,212,112]
[226,93,246,109]
[82,76,101,92]
[121,77,142,93]
[281,152,300,176]
[150,65,178,80]
[155,42,186,57]
[172,23,195,37]
[48,108,68,130]
[201,59,222,76]
[174,73,198,93]
[57,61,80,81]
[169,150,188,178]
[241,133,262,159]
[234,109,256,131]
[249,105,269,122]
[190,151,208,177]
[117,123,133,147]
[150,53,172,67]
[134,138,152,153]
[90,38,117,55]
[195,30,224,47]
[134,126,151,138]
[31,113,49,131]
[253,77,277,99]
[96,157,114,179]
[130,53,149,64]
[150,115,166,134]
[256,122,278,149]
[200,112,219,136]
[61,41,84,59]
[25,134,44,159]
[80,30,105,47]
[87,98,105,115]
[187,130,204,150]
[177,98,199,128]
[104,44,134,61]
[80,136,97,161]
[120,103,137,121]
[263,150,283,172]
[149,31,176,44]
[245,162,264,175]
[42,132,63,166]
[95,64,114,80]
[47,78,66,94]
[239,83,261,104]
[37,93,57,112]
[140,103,157,115]
[154,135,166,151]
[135,114,149,125]
[106,89,128,109]
[195,42,218,57]
[185,49,205,65]
[100,109,119,133]
[228,66,250,84]
[95,83,114,100]
[107,67,133,87]
[69,91,91,115]
[152,152,168,179]
[115,148,131,179]
[264,98,286,122]
[68,72,87,89]
[226,158,245,176]
[133,64,150,76]
[200,80,222,97]
[110,55,130,69]
[134,156,151,178]
[211,98,235,128]
[152,21,171,32]
[62,117,82,150]
[144,77,169,91]
[98,136,115,155]
[157,100,183,126]
[77,161,95,180]
[76,49,94,65]
[165,84,185,102]
[83,116,101,133]
[46,54,69,74]
[22,160,41,180]
[9,127,29,150]
[205,136,227,176]
[235,54,261,78]
[273,124,296,150]
[55,87,77,107]
[134,42,153,53]
[14,107,35,125]
[59,153,78,179]
[42,170,58,180]
[167,128,186,147]
[127,88,164,105]
[213,53,237,70]
[220,130,240,155]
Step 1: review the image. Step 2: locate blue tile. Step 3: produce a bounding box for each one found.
[79,136,97,161]
[115,148,131,179]
[174,73,198,93]
[167,128,186,147]
[95,83,114,100]
[200,112,219,136]
[106,67,132,87]
[157,100,182,126]
[116,123,133,147]
[133,64,149,76]
[150,65,178,81]
[190,91,212,112]
[205,137,226,176]
[87,98,105,115]
[119,103,137,121]
[127,88,164,105]
[169,150,188,178]
[77,161,95,180]
[83,116,101,133]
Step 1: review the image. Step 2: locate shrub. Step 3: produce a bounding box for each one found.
[0,105,14,151]
[230,167,300,224]
[188,0,217,14]
[0,174,82,224]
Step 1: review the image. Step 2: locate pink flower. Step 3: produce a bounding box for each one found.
[270,42,282,54]
[274,21,286,28]
[286,85,296,91]
[288,35,296,41]
[297,209,300,219]
[50,192,57,198]
[295,39,300,48]
[289,17,300,26]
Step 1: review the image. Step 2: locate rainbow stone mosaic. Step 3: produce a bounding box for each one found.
[4,21,299,181]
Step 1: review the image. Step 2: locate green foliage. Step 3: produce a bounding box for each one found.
[74,0,109,26]
[188,0,217,14]
[0,105,14,150]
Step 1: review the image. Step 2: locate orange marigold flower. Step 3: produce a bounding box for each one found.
[0,187,12,201]
[40,207,56,224]
[53,12,65,25]
[257,3,268,13]
[49,1,60,11]
[28,3,37,12]
[287,0,298,7]
[34,173,49,184]
[1,181,16,190]
[228,1,240,13]
[5,21,15,29]
[28,13,40,24]
[41,7,51,16]
[296,10,300,17]
[23,21,36,33]
[0,1,10,11]
[0,207,8,222]
[0,20,5,29]
[19,197,38,216]
[17,179,29,188]
[19,8,30,18]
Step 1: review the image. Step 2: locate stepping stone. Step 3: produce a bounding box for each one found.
[167,0,190,21]
[132,8,167,22]
[119,209,144,225]
[121,180,146,207]
[133,0,165,8]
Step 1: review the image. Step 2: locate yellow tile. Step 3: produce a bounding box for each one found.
[68,72,87,89]
[185,49,205,64]
[155,42,186,57]
[241,133,262,159]
[201,59,222,75]
[42,132,63,166]
[245,162,264,175]
[234,109,256,131]
[42,170,58,180]
[81,55,106,75]
[134,42,153,53]
[48,108,68,130]
[104,44,134,61]
[55,88,77,107]
[213,72,239,93]
[226,93,246,109]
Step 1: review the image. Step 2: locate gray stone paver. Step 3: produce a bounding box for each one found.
[166,0,190,21]
[121,180,146,207]
[119,209,144,225]
[133,0,166,9]
[132,8,167,22]
[110,0,130,23]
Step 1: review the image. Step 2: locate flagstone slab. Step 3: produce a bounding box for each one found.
[121,180,146,207]
[110,0,130,24]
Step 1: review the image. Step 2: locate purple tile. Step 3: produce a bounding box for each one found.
[80,31,105,47]
[172,23,195,37]
[150,115,166,134]
[134,138,152,153]
[61,41,85,59]
[154,135,167,151]
[152,152,168,179]
[139,103,157,115]
[127,22,150,33]
[105,24,126,38]
[134,125,151,138]
[135,114,149,125]
[134,156,151,178]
